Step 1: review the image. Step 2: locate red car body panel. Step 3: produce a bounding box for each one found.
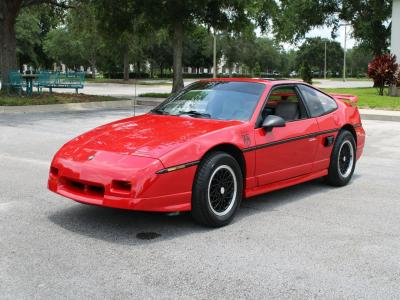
[48,79,365,212]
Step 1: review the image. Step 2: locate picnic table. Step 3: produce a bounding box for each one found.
[6,71,85,96]
[21,73,38,96]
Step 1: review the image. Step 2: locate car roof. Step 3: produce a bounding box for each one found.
[199,77,304,86]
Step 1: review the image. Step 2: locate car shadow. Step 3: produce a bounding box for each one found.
[48,175,361,245]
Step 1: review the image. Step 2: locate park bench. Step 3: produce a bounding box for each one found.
[6,71,26,95]
[35,71,85,94]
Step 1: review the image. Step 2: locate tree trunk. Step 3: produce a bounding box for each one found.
[89,58,96,79]
[0,2,20,91]
[123,51,129,81]
[172,20,184,93]
[228,64,233,78]
[91,62,96,79]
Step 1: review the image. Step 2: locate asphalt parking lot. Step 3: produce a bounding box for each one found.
[1,108,399,299]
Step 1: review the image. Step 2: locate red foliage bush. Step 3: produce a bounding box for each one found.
[368,54,398,95]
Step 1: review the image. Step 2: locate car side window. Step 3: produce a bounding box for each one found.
[262,86,308,122]
[298,85,337,117]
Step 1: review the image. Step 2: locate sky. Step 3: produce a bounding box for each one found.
[305,25,356,49]
[257,23,357,51]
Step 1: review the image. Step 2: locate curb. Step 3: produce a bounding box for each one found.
[0,97,160,114]
[135,97,164,106]
[360,110,400,122]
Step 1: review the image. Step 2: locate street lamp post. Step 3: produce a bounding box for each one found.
[343,24,347,82]
[324,41,327,80]
[339,23,351,82]
[213,30,217,79]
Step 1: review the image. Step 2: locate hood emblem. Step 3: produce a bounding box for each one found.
[88,154,95,161]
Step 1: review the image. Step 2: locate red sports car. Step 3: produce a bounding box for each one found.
[48,79,365,227]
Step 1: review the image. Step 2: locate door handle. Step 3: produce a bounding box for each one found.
[324,136,335,147]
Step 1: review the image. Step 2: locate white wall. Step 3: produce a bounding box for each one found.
[392,0,400,60]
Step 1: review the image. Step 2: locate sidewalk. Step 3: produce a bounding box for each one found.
[359,108,400,122]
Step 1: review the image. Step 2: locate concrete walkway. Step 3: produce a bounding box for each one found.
[314,79,373,89]
[39,79,373,97]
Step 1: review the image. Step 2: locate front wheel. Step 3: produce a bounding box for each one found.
[325,130,356,186]
[192,152,243,227]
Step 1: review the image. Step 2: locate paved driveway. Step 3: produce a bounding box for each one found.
[0,109,399,299]
[314,79,373,89]
[43,79,372,98]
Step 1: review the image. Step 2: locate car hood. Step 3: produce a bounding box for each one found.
[58,114,242,159]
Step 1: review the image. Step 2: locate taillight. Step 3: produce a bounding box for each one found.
[50,167,59,177]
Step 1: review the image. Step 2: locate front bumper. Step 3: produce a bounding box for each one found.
[48,151,195,212]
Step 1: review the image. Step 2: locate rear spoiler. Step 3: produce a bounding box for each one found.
[329,93,359,105]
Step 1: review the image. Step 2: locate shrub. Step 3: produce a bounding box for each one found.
[300,63,313,84]
[367,54,398,95]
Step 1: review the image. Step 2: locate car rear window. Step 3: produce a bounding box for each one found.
[298,84,337,117]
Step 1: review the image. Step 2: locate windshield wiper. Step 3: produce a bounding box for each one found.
[151,108,169,115]
[178,110,211,118]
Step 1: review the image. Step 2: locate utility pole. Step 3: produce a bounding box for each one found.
[324,41,327,80]
[213,30,217,78]
[343,24,347,82]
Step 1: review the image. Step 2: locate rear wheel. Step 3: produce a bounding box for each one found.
[325,130,356,186]
[192,152,243,227]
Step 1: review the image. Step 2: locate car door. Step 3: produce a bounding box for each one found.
[297,84,341,172]
[253,85,320,186]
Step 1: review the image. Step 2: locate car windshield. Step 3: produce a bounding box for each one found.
[151,81,265,121]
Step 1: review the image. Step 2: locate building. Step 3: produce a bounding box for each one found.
[392,0,400,59]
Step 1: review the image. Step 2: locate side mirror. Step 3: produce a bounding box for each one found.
[262,115,286,131]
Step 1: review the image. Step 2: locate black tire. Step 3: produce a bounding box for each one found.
[325,130,356,186]
[192,152,243,227]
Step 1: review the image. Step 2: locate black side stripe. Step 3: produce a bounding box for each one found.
[156,160,200,174]
[156,128,343,173]
[353,123,362,128]
[242,128,340,152]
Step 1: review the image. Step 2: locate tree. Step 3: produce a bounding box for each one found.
[0,0,69,90]
[219,32,242,76]
[94,0,147,81]
[368,54,398,96]
[272,0,392,55]
[219,26,282,77]
[300,62,313,84]
[146,29,173,77]
[296,38,343,77]
[43,28,84,69]
[68,1,105,78]
[280,49,297,77]
[15,6,63,70]
[141,0,256,92]
[183,26,213,74]
[220,26,258,76]
[346,46,373,77]
[15,9,42,67]
[255,37,282,74]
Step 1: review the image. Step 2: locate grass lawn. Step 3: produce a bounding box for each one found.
[323,87,400,110]
[0,92,127,106]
